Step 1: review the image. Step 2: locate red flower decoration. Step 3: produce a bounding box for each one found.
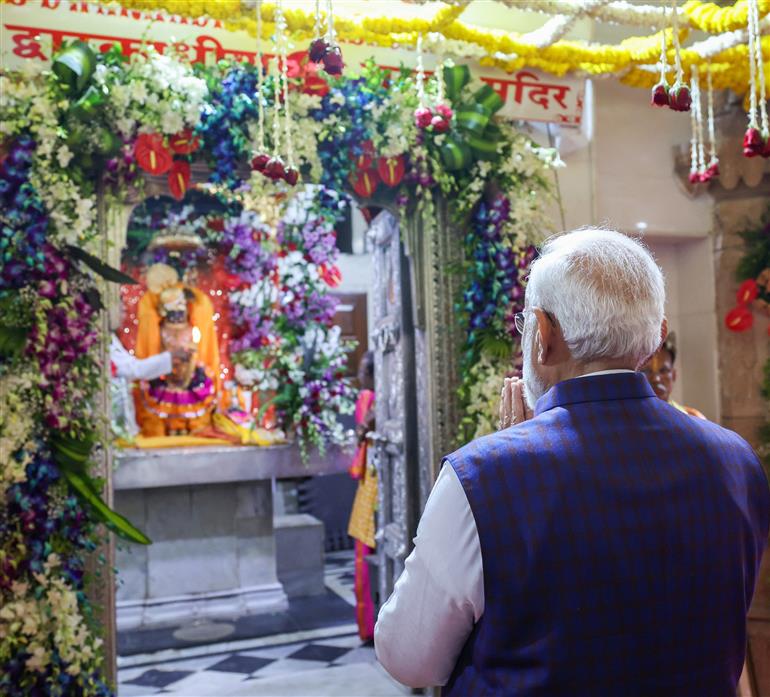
[668,82,691,112]
[350,168,379,198]
[414,106,433,129]
[264,156,286,181]
[168,159,191,200]
[303,73,330,97]
[737,278,759,305]
[169,129,200,155]
[251,153,270,173]
[319,264,342,287]
[283,166,300,186]
[430,114,450,134]
[354,140,375,170]
[308,38,330,63]
[377,155,405,187]
[650,82,669,107]
[725,305,754,332]
[743,127,764,158]
[207,217,225,233]
[134,133,172,175]
[322,46,344,76]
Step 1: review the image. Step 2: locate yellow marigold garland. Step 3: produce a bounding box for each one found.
[56,0,770,96]
[683,0,770,33]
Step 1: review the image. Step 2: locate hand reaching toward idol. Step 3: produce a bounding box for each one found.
[498,376,533,430]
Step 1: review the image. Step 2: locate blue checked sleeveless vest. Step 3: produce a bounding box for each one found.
[445,372,769,696]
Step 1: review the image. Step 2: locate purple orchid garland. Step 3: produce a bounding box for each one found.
[0,134,113,694]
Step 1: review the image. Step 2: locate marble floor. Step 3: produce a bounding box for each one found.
[117,552,412,696]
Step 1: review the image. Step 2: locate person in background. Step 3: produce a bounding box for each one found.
[347,350,377,643]
[374,228,769,695]
[641,331,706,419]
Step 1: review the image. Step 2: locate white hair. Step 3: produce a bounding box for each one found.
[525,228,665,367]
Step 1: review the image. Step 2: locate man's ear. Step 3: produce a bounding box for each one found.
[660,317,669,346]
[534,308,553,366]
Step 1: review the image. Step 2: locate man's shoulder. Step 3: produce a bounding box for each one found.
[667,403,758,456]
[447,403,761,475]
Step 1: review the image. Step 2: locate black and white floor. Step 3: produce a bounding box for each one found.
[117,552,410,696]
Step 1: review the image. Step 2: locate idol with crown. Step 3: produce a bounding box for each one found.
[134,261,220,437]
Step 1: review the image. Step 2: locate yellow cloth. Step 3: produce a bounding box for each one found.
[126,435,234,449]
[212,412,287,446]
[348,467,378,549]
[670,400,707,420]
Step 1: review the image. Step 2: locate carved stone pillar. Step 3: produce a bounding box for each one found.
[675,101,770,697]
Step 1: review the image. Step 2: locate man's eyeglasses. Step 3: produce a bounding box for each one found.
[513,309,555,335]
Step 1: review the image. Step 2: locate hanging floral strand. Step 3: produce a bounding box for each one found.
[689,68,700,182]
[431,48,453,134]
[414,34,433,129]
[308,0,328,62]
[280,0,299,185]
[651,6,670,107]
[668,0,691,111]
[688,65,708,182]
[744,0,769,157]
[307,0,343,74]
[251,0,270,174]
[261,56,287,181]
[705,64,720,179]
[751,0,769,157]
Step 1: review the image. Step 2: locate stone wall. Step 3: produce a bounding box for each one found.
[713,193,770,449]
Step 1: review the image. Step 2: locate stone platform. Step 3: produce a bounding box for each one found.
[114,444,349,631]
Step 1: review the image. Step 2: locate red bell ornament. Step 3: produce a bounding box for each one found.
[350,168,379,198]
[169,129,200,155]
[168,159,191,200]
[134,133,172,175]
[376,155,405,187]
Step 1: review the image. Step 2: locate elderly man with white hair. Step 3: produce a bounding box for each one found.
[375,228,770,696]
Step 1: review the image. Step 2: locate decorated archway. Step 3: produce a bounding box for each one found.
[0,18,557,692]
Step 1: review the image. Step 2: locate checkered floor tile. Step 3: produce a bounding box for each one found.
[118,634,378,695]
[116,551,397,696]
[323,550,357,605]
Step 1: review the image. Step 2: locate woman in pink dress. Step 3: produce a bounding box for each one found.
[347,351,376,642]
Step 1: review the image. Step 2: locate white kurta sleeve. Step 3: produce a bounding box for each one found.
[374,462,484,688]
[110,336,172,382]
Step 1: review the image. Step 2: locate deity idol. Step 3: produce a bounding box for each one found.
[134,263,220,437]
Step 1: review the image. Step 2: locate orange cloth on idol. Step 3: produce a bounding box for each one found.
[135,285,220,393]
